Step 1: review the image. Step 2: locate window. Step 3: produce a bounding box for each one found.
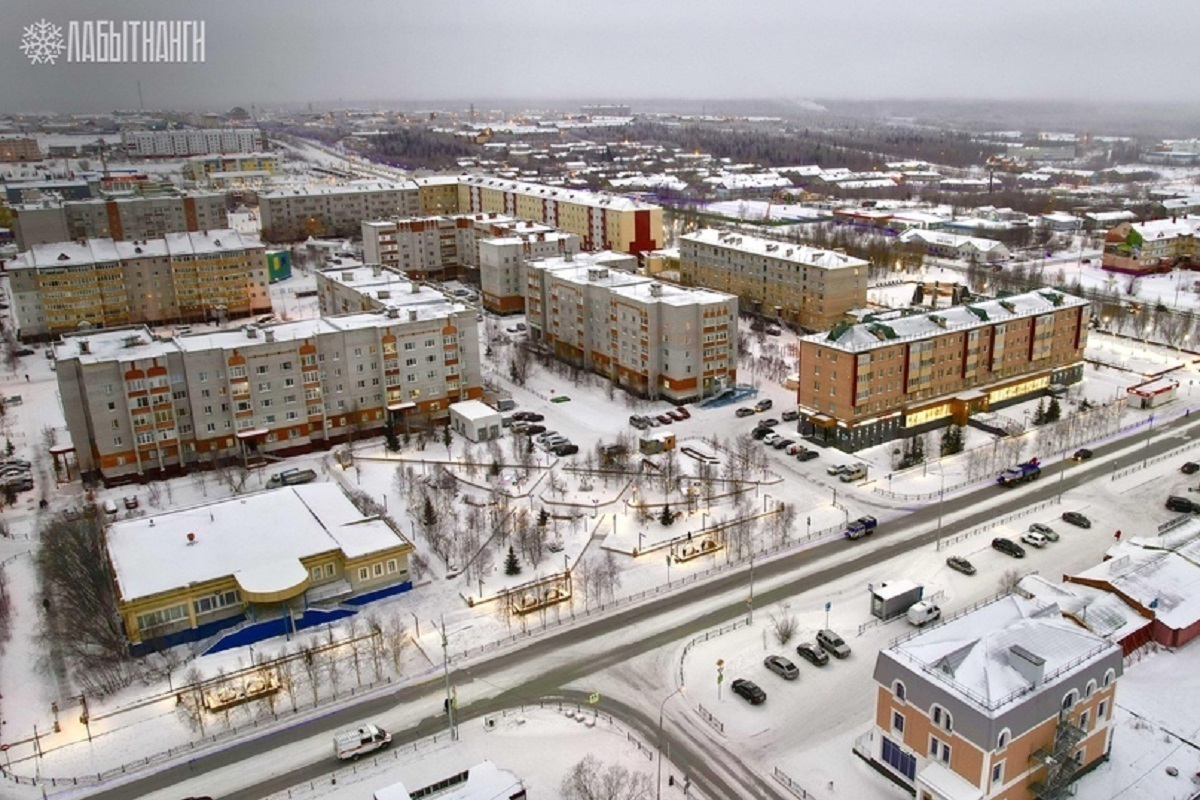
[894,681,906,702]
[892,711,905,733]
[193,589,240,615]
[373,563,383,577]
[256,365,269,375]
[997,729,1010,751]
[1103,669,1115,688]
[136,604,188,632]
[386,559,397,573]
[1099,699,1109,721]
[991,761,1004,787]
[1062,690,1078,711]
[358,567,369,581]
[881,737,916,781]
[1079,710,1090,731]
[310,566,322,581]
[1085,679,1097,699]
[929,736,951,764]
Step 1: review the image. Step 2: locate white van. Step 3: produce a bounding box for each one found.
[839,464,868,483]
[907,600,942,627]
[102,498,119,516]
[333,724,391,760]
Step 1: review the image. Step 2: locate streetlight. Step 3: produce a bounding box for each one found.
[935,463,945,539]
[1144,414,1155,466]
[762,492,772,513]
[656,686,686,800]
[438,616,472,742]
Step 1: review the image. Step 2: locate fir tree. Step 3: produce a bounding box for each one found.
[1033,399,1047,426]
[940,425,965,457]
[659,503,675,526]
[537,508,550,528]
[504,545,522,576]
[421,496,438,530]
[1045,397,1062,423]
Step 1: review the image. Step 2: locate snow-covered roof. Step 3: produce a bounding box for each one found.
[10,229,260,272]
[450,400,501,422]
[259,180,416,198]
[53,326,176,364]
[885,595,1116,714]
[682,229,868,271]
[1017,575,1149,643]
[1070,525,1200,630]
[459,174,656,211]
[810,288,1087,353]
[373,761,525,800]
[107,484,411,603]
[1129,217,1196,240]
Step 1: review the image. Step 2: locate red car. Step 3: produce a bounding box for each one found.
[675,406,691,419]
[667,409,686,421]
[656,414,674,425]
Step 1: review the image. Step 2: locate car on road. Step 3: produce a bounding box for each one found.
[1029,523,1059,541]
[731,678,766,705]
[735,407,755,418]
[1182,462,1200,475]
[1167,496,1198,513]
[816,629,851,659]
[1062,511,1092,528]
[757,418,780,429]
[782,409,800,422]
[1072,448,1094,461]
[763,655,799,680]
[1021,530,1050,548]
[946,555,977,575]
[795,642,830,667]
[755,398,774,412]
[826,464,851,477]
[796,449,819,462]
[992,537,1026,558]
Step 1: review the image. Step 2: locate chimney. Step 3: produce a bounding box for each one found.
[649,282,663,297]
[372,264,382,277]
[387,307,399,319]
[408,309,418,322]
[265,329,275,343]
[79,340,90,355]
[1007,644,1045,687]
[246,325,258,339]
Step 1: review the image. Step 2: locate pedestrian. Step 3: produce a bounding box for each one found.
[1115,530,1122,540]
[23,374,28,382]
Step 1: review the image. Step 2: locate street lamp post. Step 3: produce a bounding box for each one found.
[656,687,686,800]
[762,493,772,514]
[1144,414,1155,466]
[747,552,755,624]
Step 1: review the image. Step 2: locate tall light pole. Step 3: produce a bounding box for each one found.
[1144,414,1155,467]
[747,552,755,624]
[439,616,470,742]
[656,686,686,800]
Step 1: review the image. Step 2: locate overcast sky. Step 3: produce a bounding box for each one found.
[3,0,1199,113]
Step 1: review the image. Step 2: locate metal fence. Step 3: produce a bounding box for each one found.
[696,703,724,734]
[934,498,1060,551]
[772,766,815,799]
[1111,436,1200,482]
[678,618,751,686]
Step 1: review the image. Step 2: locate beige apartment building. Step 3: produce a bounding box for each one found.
[524,252,737,401]
[259,181,420,243]
[679,228,869,330]
[56,288,480,483]
[458,175,663,255]
[361,212,579,309]
[12,192,229,250]
[0,136,41,162]
[415,175,462,215]
[122,128,263,157]
[869,594,1122,800]
[796,289,1089,451]
[184,152,278,180]
[9,230,269,340]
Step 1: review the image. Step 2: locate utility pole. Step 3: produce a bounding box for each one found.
[440,615,457,741]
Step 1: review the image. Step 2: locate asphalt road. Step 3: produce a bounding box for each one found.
[80,411,1200,800]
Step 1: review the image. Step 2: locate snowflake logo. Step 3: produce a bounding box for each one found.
[20,19,66,65]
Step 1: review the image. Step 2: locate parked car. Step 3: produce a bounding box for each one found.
[781,409,800,422]
[1167,495,1197,513]
[675,407,691,420]
[906,600,942,627]
[752,427,773,440]
[946,556,976,575]
[123,496,139,510]
[765,325,782,336]
[796,449,819,462]
[1062,511,1092,528]
[754,398,774,412]
[1072,448,1094,461]
[826,464,851,477]
[1182,462,1200,475]
[524,413,544,423]
[731,678,766,705]
[552,443,579,457]
[762,433,782,446]
[13,348,34,357]
[816,629,851,659]
[773,438,795,450]
[786,444,804,456]
[0,459,31,469]
[757,418,780,429]
[1029,523,1059,541]
[795,642,829,667]
[735,407,755,418]
[1021,530,1050,548]
[992,537,1026,558]
[525,424,547,436]
[655,414,674,425]
[667,409,686,422]
[763,655,799,680]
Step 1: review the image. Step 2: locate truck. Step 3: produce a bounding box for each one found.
[333,724,391,760]
[843,515,878,540]
[906,600,942,627]
[997,458,1041,487]
[267,468,318,488]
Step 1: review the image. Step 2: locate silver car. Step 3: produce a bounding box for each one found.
[764,655,799,680]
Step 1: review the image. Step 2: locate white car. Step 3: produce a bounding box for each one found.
[1021,530,1049,548]
[762,433,782,446]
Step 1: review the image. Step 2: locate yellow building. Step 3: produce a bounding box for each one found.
[185,152,278,180]
[458,175,663,255]
[415,176,462,215]
[106,483,415,655]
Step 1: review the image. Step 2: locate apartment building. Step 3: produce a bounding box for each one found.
[361,213,579,303]
[122,128,263,157]
[259,181,420,243]
[12,192,229,249]
[796,289,1089,452]
[869,594,1122,800]
[0,136,41,162]
[9,229,269,340]
[107,483,414,654]
[679,229,868,330]
[1102,218,1198,274]
[184,152,278,180]
[414,175,462,215]
[458,175,663,255]
[56,290,480,482]
[524,252,737,402]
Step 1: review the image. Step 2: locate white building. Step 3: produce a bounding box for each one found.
[449,399,502,442]
[122,128,263,157]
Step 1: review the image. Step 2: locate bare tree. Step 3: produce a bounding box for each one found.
[561,754,653,800]
[382,612,408,673]
[998,568,1023,593]
[769,603,798,645]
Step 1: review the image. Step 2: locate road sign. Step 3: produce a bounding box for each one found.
[589,692,601,704]
[825,601,832,612]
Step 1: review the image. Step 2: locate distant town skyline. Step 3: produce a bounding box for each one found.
[3,0,1199,114]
